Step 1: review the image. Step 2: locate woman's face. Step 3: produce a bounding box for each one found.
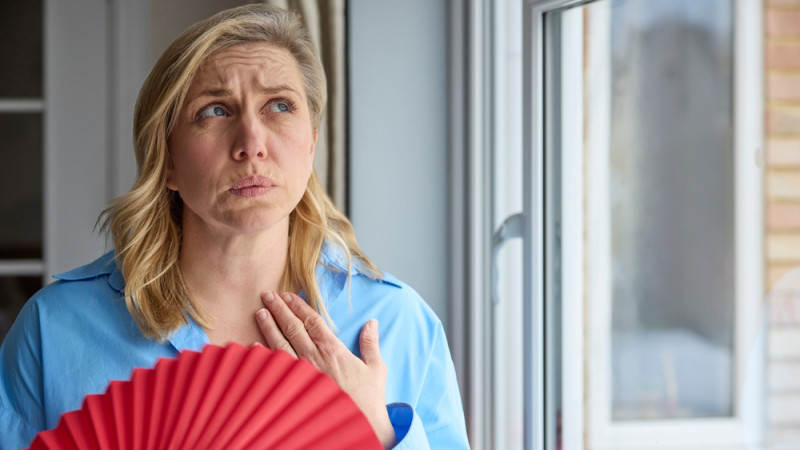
[167,43,316,239]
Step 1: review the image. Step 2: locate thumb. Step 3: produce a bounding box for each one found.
[359,319,383,367]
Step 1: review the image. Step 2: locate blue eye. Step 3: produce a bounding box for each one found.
[269,102,291,113]
[198,105,227,118]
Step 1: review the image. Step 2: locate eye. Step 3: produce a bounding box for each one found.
[197,105,228,118]
[268,100,295,113]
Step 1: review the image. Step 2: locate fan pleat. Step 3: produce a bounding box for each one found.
[223,352,321,449]
[212,349,297,448]
[187,343,256,448]
[297,400,381,449]
[107,380,131,449]
[145,357,176,449]
[177,343,247,449]
[129,368,151,450]
[62,409,97,449]
[275,393,372,449]
[165,345,220,449]
[200,345,281,447]
[248,371,342,448]
[83,394,116,449]
[155,349,200,449]
[29,422,76,450]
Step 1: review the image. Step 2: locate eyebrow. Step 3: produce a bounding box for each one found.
[191,84,301,100]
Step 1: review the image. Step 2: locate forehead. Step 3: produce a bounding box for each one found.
[190,43,304,92]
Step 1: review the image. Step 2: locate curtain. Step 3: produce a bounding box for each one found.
[263,0,348,211]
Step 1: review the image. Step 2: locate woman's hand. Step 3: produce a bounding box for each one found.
[255,292,396,449]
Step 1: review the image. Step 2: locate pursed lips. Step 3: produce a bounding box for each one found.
[229,175,274,197]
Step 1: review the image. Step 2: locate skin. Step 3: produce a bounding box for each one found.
[166,43,396,447]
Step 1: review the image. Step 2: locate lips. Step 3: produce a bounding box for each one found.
[229,175,274,197]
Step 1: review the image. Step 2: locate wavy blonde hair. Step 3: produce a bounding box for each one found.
[100,4,380,341]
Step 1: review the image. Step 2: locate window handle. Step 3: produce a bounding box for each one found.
[491,212,525,305]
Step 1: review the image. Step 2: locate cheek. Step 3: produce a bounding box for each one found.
[279,131,315,178]
[167,147,212,193]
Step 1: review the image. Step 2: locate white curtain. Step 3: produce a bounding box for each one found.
[263,0,348,211]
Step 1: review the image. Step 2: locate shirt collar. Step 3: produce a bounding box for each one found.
[319,241,401,286]
[167,317,209,352]
[54,251,208,352]
[54,244,399,290]
[317,242,402,307]
[54,251,124,293]
[52,244,398,349]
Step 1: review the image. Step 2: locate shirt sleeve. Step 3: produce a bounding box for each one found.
[389,321,470,449]
[387,403,429,449]
[0,404,39,450]
[0,299,46,450]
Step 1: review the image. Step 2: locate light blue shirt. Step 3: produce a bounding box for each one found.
[0,245,469,449]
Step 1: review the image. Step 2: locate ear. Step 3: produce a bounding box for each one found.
[306,131,318,178]
[165,169,179,191]
[310,130,318,158]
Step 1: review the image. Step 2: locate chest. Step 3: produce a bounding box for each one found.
[205,320,267,347]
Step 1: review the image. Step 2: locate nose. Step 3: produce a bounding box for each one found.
[231,113,267,161]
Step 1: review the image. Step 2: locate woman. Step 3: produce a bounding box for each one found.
[0,5,469,449]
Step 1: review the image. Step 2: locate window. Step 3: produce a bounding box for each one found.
[457,0,765,448]
[0,1,45,341]
[537,0,763,447]
[583,0,737,421]
[0,0,135,343]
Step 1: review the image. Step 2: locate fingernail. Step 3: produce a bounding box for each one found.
[369,319,378,331]
[256,309,268,321]
[264,292,275,302]
[282,293,293,302]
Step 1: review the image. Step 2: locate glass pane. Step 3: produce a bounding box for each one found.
[0,276,41,343]
[0,1,43,98]
[546,0,735,427]
[0,114,43,259]
[607,0,734,420]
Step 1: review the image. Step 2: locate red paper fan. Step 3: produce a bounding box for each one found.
[26,343,382,450]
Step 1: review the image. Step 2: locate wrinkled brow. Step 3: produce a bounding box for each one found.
[191,85,301,100]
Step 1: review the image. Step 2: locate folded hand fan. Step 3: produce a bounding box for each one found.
[25,343,383,450]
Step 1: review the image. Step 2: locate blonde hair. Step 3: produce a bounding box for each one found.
[100,4,379,341]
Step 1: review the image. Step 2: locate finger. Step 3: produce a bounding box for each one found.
[282,292,343,362]
[359,319,385,370]
[261,292,318,357]
[281,292,334,343]
[255,307,297,357]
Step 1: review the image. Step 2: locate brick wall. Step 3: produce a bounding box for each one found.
[766,0,800,444]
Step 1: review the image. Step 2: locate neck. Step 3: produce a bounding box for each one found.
[179,220,290,330]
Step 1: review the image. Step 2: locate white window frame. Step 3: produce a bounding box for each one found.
[45,0,111,277]
[44,0,148,278]
[522,0,764,448]
[0,0,113,285]
[451,0,535,448]
[0,7,47,282]
[0,0,149,340]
